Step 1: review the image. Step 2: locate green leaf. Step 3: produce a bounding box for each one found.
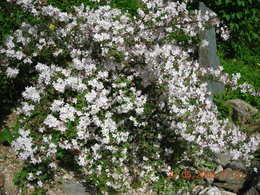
[236,12,242,19]
[229,23,235,30]
[237,0,245,6]
[217,0,222,5]
[0,128,14,143]
[13,122,20,139]
[203,162,218,169]
[224,14,230,21]
[225,0,231,4]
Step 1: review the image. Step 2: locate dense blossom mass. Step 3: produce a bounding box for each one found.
[0,0,259,193]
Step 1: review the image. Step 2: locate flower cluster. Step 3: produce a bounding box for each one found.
[1,0,259,193]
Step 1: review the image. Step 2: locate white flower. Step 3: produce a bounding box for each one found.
[11,129,35,161]
[5,36,15,49]
[85,90,97,103]
[53,49,62,56]
[21,102,35,116]
[36,171,42,175]
[39,127,45,133]
[136,107,144,114]
[43,114,61,128]
[22,86,41,102]
[50,99,64,112]
[201,40,209,47]
[28,173,34,181]
[53,78,66,93]
[6,67,19,78]
[59,104,76,122]
[78,154,87,166]
[37,181,43,187]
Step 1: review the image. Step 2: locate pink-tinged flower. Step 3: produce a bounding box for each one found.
[22,86,41,102]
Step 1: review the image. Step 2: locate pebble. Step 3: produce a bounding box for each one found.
[62,182,91,195]
[213,153,231,168]
[220,191,237,195]
[198,186,221,195]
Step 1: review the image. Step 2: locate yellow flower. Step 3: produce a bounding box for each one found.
[257,63,260,66]
[49,24,55,30]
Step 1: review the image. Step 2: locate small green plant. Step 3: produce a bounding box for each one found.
[0,128,13,144]
[198,161,218,169]
[0,123,20,144]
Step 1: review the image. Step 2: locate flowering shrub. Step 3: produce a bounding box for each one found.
[0,0,259,193]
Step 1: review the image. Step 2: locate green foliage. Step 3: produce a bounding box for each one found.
[0,65,38,124]
[0,128,13,143]
[110,0,140,16]
[220,56,260,89]
[0,0,43,45]
[0,122,20,144]
[213,52,259,120]
[198,161,218,169]
[213,93,233,120]
[13,170,29,187]
[45,0,98,11]
[0,0,44,124]
[189,0,260,58]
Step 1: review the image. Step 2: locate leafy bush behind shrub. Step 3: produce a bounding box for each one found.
[190,0,260,58]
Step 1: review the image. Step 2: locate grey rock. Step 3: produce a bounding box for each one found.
[215,168,245,184]
[227,160,246,172]
[62,182,90,195]
[241,172,260,195]
[199,2,224,99]
[213,153,231,167]
[199,187,221,195]
[220,191,236,195]
[120,192,158,195]
[226,99,258,126]
[196,167,214,185]
[207,82,225,101]
[191,185,205,195]
[213,182,244,193]
[215,165,223,174]
[243,187,259,195]
[205,177,214,185]
[247,120,260,132]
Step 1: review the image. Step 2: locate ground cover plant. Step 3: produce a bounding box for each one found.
[0,0,259,194]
